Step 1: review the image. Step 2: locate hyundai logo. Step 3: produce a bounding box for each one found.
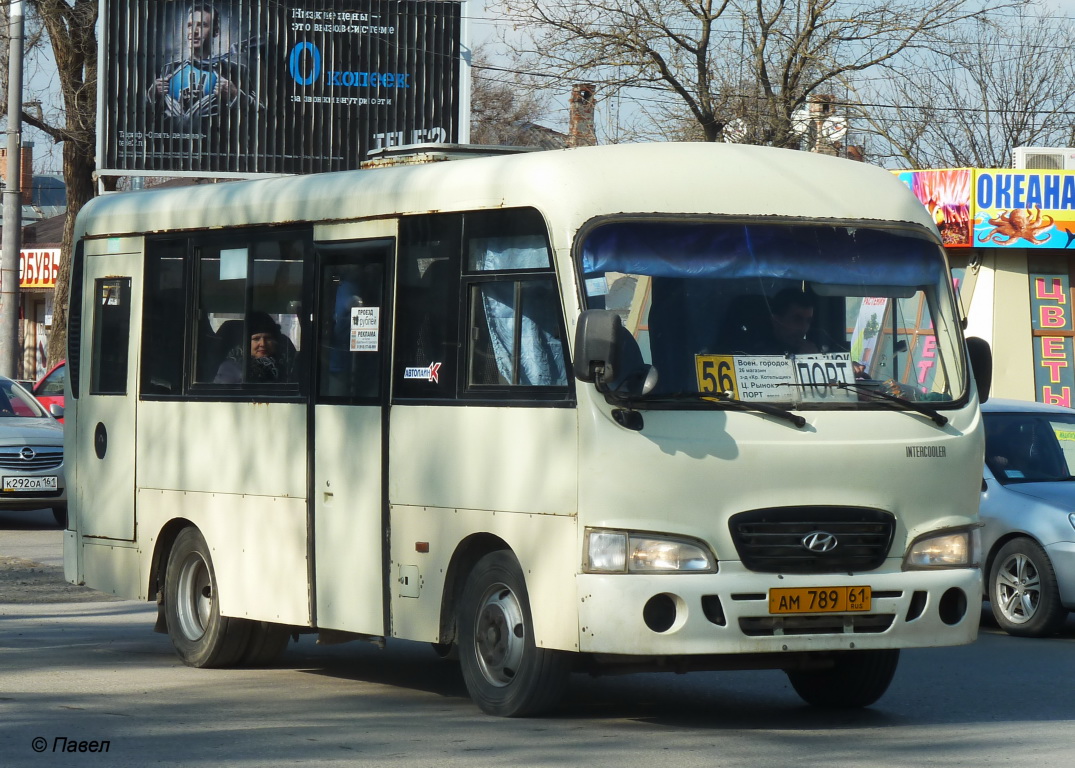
[19,447,36,461]
[802,531,838,553]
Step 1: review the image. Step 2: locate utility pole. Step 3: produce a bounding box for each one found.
[0,0,23,379]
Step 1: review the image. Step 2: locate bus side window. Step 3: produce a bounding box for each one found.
[91,278,132,395]
[141,240,188,395]
[394,215,462,399]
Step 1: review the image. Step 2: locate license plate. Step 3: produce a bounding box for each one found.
[3,476,58,492]
[769,586,872,614]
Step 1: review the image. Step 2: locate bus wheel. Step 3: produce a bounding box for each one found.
[786,649,899,708]
[989,538,1067,637]
[458,551,570,717]
[164,527,251,668]
[241,622,292,667]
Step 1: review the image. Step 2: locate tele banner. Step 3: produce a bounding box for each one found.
[101,0,463,176]
[898,168,1075,249]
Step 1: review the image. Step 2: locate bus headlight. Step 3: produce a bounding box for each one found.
[904,529,974,569]
[584,528,715,573]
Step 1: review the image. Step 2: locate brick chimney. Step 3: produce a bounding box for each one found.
[568,84,597,148]
[0,144,33,206]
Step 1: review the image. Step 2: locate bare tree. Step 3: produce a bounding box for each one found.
[489,0,1029,148]
[10,0,98,366]
[470,46,551,146]
[855,13,1075,168]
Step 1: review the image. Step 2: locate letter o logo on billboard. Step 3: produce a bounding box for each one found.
[289,42,321,85]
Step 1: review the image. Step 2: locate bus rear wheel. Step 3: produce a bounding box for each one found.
[164,527,251,668]
[786,649,899,708]
[458,551,570,717]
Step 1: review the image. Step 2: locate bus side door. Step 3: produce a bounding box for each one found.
[311,232,393,634]
[77,241,142,541]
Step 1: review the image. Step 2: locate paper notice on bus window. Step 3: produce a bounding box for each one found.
[695,353,856,402]
[350,306,380,352]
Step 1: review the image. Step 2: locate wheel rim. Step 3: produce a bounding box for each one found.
[995,553,1041,625]
[472,582,526,687]
[176,551,213,641]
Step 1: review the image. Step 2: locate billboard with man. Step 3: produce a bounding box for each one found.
[101,0,463,176]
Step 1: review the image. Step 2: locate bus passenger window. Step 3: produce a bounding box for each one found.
[193,236,306,389]
[142,240,187,395]
[469,280,567,387]
[90,278,132,395]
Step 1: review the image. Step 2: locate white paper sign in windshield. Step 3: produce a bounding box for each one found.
[696,353,856,402]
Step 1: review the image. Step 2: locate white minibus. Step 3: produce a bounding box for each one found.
[65,142,991,716]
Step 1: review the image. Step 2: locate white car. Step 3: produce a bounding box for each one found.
[0,376,66,526]
[981,398,1075,636]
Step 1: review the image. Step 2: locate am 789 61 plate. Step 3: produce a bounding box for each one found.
[769,586,871,614]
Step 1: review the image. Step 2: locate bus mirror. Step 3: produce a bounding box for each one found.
[574,310,622,385]
[573,310,658,397]
[966,336,992,404]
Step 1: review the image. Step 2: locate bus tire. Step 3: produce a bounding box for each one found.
[988,537,1067,637]
[786,649,899,708]
[458,550,570,717]
[241,622,292,667]
[164,526,251,668]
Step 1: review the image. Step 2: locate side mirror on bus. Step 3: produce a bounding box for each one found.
[966,336,992,404]
[573,310,658,397]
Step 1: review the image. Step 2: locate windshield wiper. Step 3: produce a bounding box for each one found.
[834,381,948,427]
[665,392,806,428]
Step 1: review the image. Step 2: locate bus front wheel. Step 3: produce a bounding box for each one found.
[786,649,899,708]
[457,550,570,716]
[164,527,251,668]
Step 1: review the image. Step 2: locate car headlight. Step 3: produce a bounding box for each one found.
[584,528,715,573]
[1069,513,1075,534]
[904,529,975,569]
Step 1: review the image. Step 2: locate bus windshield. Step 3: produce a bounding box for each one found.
[578,220,966,407]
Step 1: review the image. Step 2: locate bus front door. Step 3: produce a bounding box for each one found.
[311,237,393,634]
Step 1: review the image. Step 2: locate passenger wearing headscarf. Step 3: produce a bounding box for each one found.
[214,312,289,383]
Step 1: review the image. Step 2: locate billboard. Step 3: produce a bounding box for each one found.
[101,0,463,176]
[897,168,1075,249]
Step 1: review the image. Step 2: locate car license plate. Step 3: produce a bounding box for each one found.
[2,476,58,492]
[769,586,872,614]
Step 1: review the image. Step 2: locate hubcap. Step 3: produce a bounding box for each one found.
[473,583,526,687]
[176,552,213,641]
[995,553,1041,625]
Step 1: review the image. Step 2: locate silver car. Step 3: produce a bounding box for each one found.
[0,376,66,525]
[981,398,1075,636]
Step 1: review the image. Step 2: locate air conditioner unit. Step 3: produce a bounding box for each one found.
[1011,147,1075,170]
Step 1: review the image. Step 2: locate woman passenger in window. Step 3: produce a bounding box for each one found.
[214,312,292,384]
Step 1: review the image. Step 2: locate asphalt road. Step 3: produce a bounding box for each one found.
[4,508,1075,768]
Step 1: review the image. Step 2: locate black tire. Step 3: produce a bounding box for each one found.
[787,649,899,708]
[458,550,570,717]
[164,527,252,668]
[240,622,292,667]
[51,506,67,527]
[988,537,1067,637]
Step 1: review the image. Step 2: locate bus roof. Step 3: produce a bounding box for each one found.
[77,142,937,241]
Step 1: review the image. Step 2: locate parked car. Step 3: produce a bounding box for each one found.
[981,398,1075,636]
[0,375,66,526]
[32,360,65,421]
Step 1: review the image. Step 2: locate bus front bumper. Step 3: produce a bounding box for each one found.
[576,561,980,657]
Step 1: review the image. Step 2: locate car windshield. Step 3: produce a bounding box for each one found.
[985,412,1075,484]
[0,379,48,418]
[578,219,966,408]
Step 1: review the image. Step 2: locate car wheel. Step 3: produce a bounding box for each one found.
[786,649,899,708]
[51,506,67,527]
[988,538,1067,637]
[164,527,251,667]
[457,551,570,717]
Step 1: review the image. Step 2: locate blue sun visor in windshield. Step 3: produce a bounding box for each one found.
[581,222,943,287]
